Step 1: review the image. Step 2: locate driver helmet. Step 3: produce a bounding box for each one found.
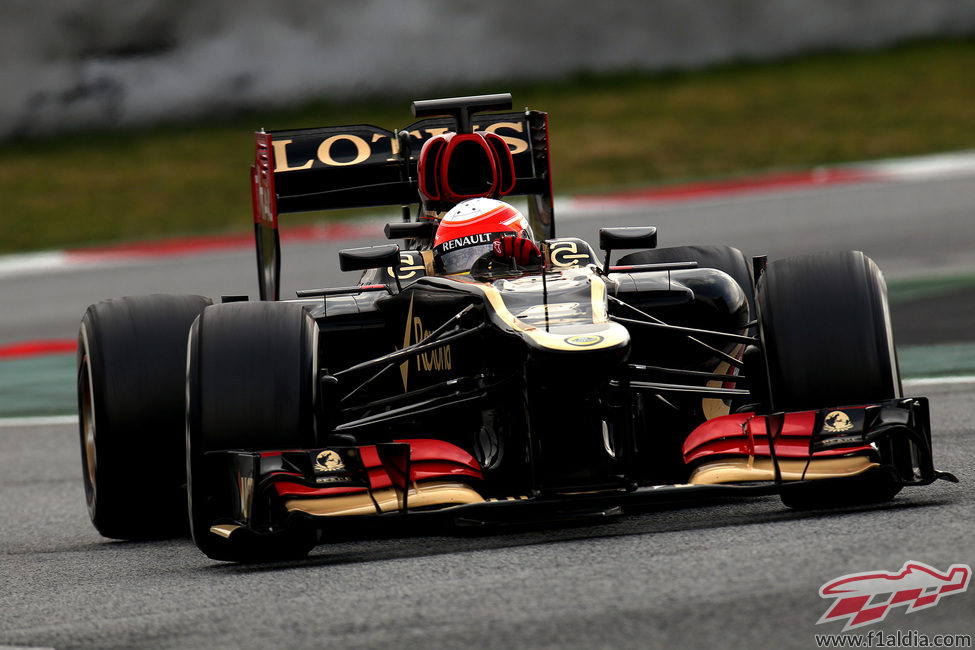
[433,198,535,275]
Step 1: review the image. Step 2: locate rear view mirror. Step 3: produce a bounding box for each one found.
[385,222,435,241]
[598,227,658,271]
[339,244,401,272]
[598,227,658,252]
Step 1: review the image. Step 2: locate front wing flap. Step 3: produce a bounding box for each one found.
[200,398,956,543]
[682,398,956,485]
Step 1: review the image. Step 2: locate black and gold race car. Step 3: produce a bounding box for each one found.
[77,94,955,562]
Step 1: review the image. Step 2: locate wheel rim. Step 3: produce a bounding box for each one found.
[80,354,97,508]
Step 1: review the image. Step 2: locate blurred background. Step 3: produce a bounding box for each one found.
[4,0,975,137]
[1,0,975,253]
[2,0,975,419]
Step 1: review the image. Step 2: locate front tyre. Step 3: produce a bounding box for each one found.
[186,301,319,562]
[757,251,902,508]
[758,250,900,412]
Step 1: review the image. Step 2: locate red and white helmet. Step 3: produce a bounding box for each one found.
[433,198,534,274]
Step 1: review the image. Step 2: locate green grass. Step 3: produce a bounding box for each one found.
[887,273,975,304]
[2,39,975,254]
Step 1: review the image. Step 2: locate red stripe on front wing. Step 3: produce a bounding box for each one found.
[682,410,874,464]
[270,439,483,497]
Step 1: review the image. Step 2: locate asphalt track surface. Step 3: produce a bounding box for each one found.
[1,171,974,649]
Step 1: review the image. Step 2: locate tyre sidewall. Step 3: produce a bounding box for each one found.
[185,301,318,560]
[758,251,900,412]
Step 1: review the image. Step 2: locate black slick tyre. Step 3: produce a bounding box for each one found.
[78,294,211,539]
[186,301,319,562]
[617,244,755,317]
[757,250,902,509]
[757,250,901,412]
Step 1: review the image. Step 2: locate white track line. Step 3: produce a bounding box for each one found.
[0,415,78,427]
[0,251,69,277]
[903,375,975,387]
[864,150,975,180]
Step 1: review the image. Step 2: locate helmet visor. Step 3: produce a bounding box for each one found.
[438,242,494,275]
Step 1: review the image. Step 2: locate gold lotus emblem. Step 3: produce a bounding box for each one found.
[314,450,346,472]
[823,410,854,433]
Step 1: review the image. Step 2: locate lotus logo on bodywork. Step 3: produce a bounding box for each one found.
[314,450,345,473]
[823,410,854,432]
[566,335,603,347]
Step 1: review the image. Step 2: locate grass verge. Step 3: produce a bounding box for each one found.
[1,39,974,254]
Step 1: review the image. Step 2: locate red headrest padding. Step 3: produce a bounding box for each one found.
[417,132,516,207]
[484,132,515,197]
[418,136,446,202]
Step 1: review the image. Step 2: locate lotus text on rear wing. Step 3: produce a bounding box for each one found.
[271,122,530,172]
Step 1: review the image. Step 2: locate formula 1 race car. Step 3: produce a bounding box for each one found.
[77,93,956,561]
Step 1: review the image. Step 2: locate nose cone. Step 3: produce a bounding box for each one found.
[522,322,631,390]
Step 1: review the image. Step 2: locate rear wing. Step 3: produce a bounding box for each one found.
[250,94,553,300]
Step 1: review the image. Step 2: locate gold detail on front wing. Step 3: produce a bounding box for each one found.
[688,455,878,485]
[237,475,255,520]
[314,449,346,473]
[283,481,484,517]
[210,523,242,539]
[823,410,854,432]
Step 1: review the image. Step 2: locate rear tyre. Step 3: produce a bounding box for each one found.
[757,251,902,509]
[78,294,211,539]
[617,244,755,317]
[186,301,319,562]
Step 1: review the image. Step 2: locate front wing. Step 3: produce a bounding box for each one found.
[198,398,956,551]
